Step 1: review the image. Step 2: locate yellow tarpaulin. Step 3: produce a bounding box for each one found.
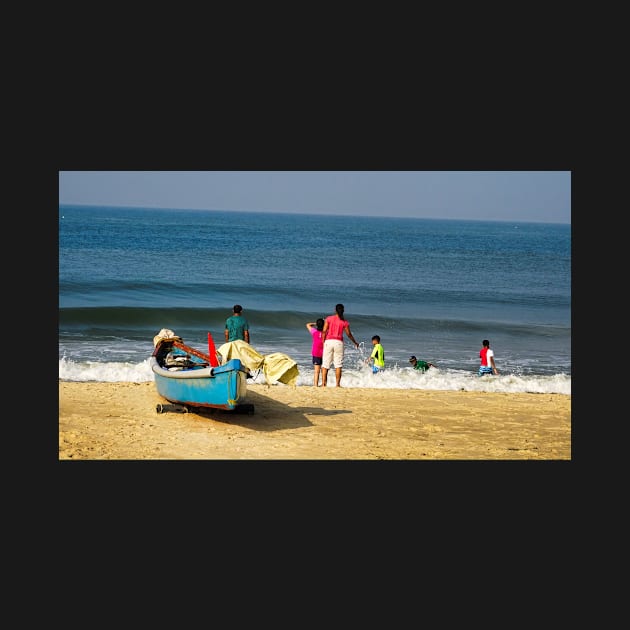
[262,352,300,386]
[217,340,299,386]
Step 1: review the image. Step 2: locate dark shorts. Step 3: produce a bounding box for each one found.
[312,356,323,366]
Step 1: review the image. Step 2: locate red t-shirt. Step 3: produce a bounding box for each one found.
[480,347,494,366]
[325,315,348,341]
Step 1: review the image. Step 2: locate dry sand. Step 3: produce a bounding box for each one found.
[59,382,571,460]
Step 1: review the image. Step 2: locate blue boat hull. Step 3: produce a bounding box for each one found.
[150,357,248,410]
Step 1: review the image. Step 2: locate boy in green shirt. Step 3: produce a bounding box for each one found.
[409,355,436,372]
[368,335,385,374]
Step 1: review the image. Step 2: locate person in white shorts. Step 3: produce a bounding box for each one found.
[321,303,360,387]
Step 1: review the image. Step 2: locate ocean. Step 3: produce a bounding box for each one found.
[58,205,571,394]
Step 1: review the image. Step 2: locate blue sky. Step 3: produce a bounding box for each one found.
[59,171,571,224]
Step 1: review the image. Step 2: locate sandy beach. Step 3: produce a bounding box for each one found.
[59,382,571,460]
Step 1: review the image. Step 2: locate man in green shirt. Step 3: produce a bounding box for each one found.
[225,304,250,343]
[409,355,435,372]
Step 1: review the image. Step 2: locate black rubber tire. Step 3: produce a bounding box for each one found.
[156,403,188,413]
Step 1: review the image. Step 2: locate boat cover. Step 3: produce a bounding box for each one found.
[217,340,299,386]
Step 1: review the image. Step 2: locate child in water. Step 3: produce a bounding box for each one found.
[367,335,385,374]
[409,355,436,372]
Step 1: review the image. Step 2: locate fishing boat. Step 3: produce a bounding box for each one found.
[150,331,251,413]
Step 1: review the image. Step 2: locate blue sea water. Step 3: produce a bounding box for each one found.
[58,205,571,394]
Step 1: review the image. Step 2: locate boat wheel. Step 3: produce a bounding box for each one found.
[156,403,188,414]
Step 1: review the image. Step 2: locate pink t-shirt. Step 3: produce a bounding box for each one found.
[324,315,348,341]
[310,328,324,357]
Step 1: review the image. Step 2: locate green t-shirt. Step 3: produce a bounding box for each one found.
[225,315,249,342]
[413,360,430,372]
[370,343,385,367]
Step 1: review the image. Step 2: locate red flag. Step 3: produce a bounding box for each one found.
[207,332,219,367]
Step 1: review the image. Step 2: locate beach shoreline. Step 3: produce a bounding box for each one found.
[59,382,571,460]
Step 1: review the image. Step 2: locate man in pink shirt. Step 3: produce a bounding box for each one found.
[321,303,360,387]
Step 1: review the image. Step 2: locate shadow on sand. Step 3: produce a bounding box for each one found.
[175,388,351,432]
